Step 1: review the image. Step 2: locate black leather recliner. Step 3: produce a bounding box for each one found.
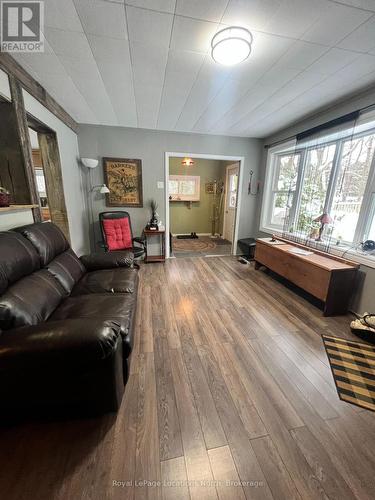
[0,222,139,418]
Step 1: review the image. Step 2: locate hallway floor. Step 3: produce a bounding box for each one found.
[172,236,232,258]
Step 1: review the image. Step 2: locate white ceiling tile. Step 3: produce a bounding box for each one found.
[176,0,228,23]
[223,0,283,32]
[44,0,83,32]
[175,58,232,130]
[88,35,137,126]
[307,48,360,75]
[338,15,375,52]
[302,2,373,46]
[74,0,128,38]
[193,79,251,132]
[276,41,329,71]
[265,0,326,38]
[126,5,173,47]
[157,50,205,129]
[170,16,219,53]
[125,0,176,14]
[45,28,92,60]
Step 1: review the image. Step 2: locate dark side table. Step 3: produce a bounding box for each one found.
[144,229,166,263]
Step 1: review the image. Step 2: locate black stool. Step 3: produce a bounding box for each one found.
[238,238,256,262]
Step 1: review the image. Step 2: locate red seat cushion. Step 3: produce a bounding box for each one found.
[103,217,132,251]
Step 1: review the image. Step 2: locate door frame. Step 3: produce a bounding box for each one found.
[165,152,245,259]
[223,162,240,243]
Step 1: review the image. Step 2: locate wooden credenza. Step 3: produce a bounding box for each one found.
[254,238,359,316]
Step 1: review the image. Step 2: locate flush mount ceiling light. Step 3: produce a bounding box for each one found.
[182,157,194,166]
[211,26,252,66]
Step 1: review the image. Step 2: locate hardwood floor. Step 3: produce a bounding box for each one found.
[1,256,375,500]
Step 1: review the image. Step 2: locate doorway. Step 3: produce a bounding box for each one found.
[28,117,70,241]
[165,153,244,259]
[223,163,239,242]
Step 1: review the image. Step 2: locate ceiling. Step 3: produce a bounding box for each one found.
[13,0,375,138]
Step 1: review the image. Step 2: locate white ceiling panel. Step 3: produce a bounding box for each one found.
[130,41,169,127]
[125,0,176,14]
[170,16,219,53]
[88,35,137,126]
[74,0,128,39]
[176,0,228,23]
[302,2,373,46]
[157,50,205,130]
[126,6,173,47]
[338,15,375,52]
[13,0,375,138]
[175,58,232,131]
[44,0,83,32]
[222,0,283,32]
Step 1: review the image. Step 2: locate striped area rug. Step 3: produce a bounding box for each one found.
[322,335,375,412]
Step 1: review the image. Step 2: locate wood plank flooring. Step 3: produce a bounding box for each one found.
[1,256,375,500]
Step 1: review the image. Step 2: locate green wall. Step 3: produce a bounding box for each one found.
[169,158,226,235]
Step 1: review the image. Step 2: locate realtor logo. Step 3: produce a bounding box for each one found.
[1,1,44,52]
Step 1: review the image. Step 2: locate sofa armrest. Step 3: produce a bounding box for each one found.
[80,251,134,271]
[0,319,122,368]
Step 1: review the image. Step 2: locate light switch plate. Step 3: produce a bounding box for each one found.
[157,181,164,189]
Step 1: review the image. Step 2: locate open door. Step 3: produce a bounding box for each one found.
[223,163,239,244]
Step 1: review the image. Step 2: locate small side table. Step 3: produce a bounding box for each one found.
[144,229,166,263]
[238,238,256,261]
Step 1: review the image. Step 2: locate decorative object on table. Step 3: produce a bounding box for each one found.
[99,211,146,259]
[313,212,333,241]
[350,313,375,344]
[103,157,143,207]
[322,334,375,411]
[147,199,159,230]
[0,187,10,207]
[144,227,166,263]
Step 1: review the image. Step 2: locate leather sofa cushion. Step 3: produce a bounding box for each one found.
[0,270,67,330]
[0,232,40,295]
[0,319,121,369]
[71,267,138,295]
[51,293,136,358]
[47,249,86,294]
[15,222,69,266]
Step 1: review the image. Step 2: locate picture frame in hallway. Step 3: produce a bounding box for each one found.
[103,157,143,207]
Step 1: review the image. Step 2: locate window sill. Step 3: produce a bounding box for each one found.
[259,226,375,269]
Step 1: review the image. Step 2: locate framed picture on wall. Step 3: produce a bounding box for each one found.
[103,157,143,207]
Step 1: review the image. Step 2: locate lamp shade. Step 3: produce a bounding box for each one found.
[100,184,110,194]
[314,213,333,224]
[81,158,98,169]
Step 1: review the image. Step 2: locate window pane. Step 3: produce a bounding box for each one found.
[296,144,336,234]
[275,154,300,191]
[331,134,375,243]
[271,192,293,227]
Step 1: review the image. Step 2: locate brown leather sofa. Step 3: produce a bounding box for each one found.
[0,222,139,418]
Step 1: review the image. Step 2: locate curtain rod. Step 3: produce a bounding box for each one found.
[264,101,375,149]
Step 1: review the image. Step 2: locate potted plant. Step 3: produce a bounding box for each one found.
[148,199,159,230]
[0,187,10,207]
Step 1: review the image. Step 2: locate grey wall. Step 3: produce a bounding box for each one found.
[78,125,262,252]
[259,85,375,315]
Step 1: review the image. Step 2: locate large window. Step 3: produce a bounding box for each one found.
[261,125,375,252]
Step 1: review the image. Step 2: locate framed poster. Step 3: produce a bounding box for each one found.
[103,157,143,207]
